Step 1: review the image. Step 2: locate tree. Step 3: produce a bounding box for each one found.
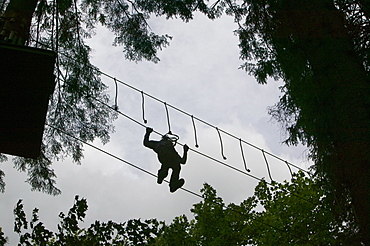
[0,0,196,195]
[228,1,370,243]
[4,172,361,245]
[155,173,362,245]
[126,1,370,243]
[12,195,163,245]
[0,0,225,195]
[1,0,369,242]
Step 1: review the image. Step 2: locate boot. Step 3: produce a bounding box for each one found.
[170,178,185,193]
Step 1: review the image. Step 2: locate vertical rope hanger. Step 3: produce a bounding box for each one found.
[285,160,293,177]
[141,91,147,124]
[164,102,172,134]
[239,138,250,172]
[262,149,274,182]
[191,115,199,148]
[113,78,119,111]
[216,127,227,160]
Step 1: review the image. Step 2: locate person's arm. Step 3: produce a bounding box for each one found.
[180,144,189,164]
[143,127,157,149]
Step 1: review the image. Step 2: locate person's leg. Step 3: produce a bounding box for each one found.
[157,165,169,184]
[169,164,184,192]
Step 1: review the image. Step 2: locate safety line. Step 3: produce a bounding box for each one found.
[216,127,227,160]
[94,69,308,174]
[91,97,264,182]
[46,123,202,198]
[46,122,317,245]
[191,115,199,148]
[239,138,250,172]
[89,97,320,208]
[141,91,147,124]
[114,77,119,111]
[43,45,308,174]
[164,102,172,134]
[285,160,293,177]
[262,149,274,182]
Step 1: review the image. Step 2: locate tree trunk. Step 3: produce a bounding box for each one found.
[275,0,370,244]
[0,0,39,45]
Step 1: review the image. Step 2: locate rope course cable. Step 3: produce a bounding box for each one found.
[113,77,119,111]
[285,160,293,178]
[262,149,274,183]
[141,91,147,124]
[90,97,320,209]
[95,71,308,174]
[191,115,199,148]
[46,122,318,246]
[164,102,172,134]
[216,127,227,160]
[45,48,309,175]
[91,96,265,183]
[29,22,331,241]
[46,123,202,198]
[239,138,250,172]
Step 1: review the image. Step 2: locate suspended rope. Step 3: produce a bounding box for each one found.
[239,138,250,172]
[91,96,261,182]
[216,127,227,160]
[191,115,199,148]
[46,123,201,198]
[62,96,322,212]
[262,149,273,182]
[113,78,119,111]
[164,102,172,134]
[141,91,147,124]
[46,122,319,246]
[52,49,309,174]
[285,160,293,177]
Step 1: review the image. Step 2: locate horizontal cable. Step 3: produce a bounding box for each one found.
[94,68,308,174]
[46,122,317,245]
[90,97,320,208]
[45,42,308,174]
[46,123,202,198]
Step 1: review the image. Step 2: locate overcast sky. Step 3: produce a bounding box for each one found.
[0,13,311,244]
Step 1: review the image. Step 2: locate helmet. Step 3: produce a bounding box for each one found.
[161,132,179,146]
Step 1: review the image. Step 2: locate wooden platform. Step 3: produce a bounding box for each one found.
[0,43,56,159]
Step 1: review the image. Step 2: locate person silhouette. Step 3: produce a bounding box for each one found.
[143,127,189,192]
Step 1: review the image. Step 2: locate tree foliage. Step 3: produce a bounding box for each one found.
[155,172,361,245]
[4,172,362,245]
[0,0,189,195]
[1,0,369,242]
[0,0,243,195]
[123,1,370,241]
[12,195,163,245]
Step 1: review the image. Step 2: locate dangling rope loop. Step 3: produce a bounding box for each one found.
[239,138,250,172]
[285,160,293,177]
[262,149,273,182]
[164,102,171,134]
[191,115,199,148]
[216,127,227,160]
[113,78,119,111]
[141,91,147,124]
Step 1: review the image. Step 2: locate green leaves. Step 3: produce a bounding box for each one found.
[5,172,361,245]
[12,195,164,245]
[156,173,360,245]
[1,0,190,194]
